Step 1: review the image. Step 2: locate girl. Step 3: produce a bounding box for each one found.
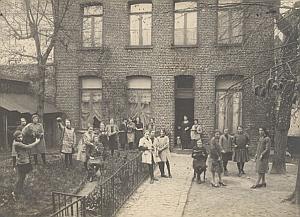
[13,131,40,198]
[233,126,250,176]
[135,117,144,149]
[180,115,191,149]
[251,128,271,188]
[57,118,76,169]
[190,119,203,147]
[156,129,172,178]
[208,130,226,187]
[77,125,94,170]
[127,118,136,150]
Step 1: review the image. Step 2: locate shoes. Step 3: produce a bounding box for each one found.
[161,174,168,178]
[251,184,260,189]
[197,179,202,184]
[168,174,172,178]
[211,183,219,188]
[219,182,227,186]
[238,172,242,177]
[153,177,159,181]
[150,179,154,184]
[241,170,246,175]
[261,183,267,187]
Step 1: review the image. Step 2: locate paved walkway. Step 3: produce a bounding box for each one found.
[117,153,193,217]
[183,161,299,217]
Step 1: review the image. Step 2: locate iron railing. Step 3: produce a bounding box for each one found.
[85,153,149,217]
[51,192,86,217]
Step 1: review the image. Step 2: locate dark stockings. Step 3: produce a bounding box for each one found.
[129,142,133,150]
[148,163,154,179]
[237,162,245,174]
[33,154,47,165]
[64,153,73,168]
[223,160,228,171]
[166,160,171,176]
[158,162,165,176]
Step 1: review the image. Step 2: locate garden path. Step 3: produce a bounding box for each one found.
[116,153,193,217]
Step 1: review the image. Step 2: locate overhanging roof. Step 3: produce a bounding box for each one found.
[0,93,58,114]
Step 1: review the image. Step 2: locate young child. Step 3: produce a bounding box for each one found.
[87,136,108,182]
[192,139,208,184]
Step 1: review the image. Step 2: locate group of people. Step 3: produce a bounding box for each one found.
[11,114,47,198]
[190,124,271,188]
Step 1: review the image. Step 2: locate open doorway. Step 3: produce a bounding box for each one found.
[175,75,195,149]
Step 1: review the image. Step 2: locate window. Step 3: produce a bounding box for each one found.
[80,77,103,129]
[174,1,197,46]
[217,0,243,44]
[129,3,152,46]
[127,76,152,125]
[82,5,103,47]
[216,76,242,133]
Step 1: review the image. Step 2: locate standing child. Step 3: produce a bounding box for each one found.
[192,139,208,184]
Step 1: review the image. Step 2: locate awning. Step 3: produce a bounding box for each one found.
[0,93,58,114]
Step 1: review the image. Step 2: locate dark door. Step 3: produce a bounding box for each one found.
[175,75,195,149]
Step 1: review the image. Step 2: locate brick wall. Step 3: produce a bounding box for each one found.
[55,0,275,150]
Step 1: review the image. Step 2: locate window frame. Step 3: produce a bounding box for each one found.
[172,0,199,48]
[80,3,104,49]
[215,75,243,133]
[216,0,244,46]
[79,76,103,130]
[128,2,153,48]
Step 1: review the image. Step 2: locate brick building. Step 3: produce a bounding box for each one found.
[55,0,276,150]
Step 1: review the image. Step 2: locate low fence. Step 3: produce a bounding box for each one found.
[85,153,149,217]
[51,192,86,217]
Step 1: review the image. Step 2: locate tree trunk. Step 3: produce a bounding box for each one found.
[271,80,295,174]
[37,63,46,124]
[296,160,300,204]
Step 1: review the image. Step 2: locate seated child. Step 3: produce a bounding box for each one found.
[87,136,108,182]
[192,139,208,184]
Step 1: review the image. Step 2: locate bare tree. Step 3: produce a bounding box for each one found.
[0,0,73,122]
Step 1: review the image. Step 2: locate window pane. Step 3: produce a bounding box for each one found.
[130,3,152,13]
[218,11,230,43]
[94,16,103,46]
[142,14,152,45]
[84,5,103,16]
[174,13,185,45]
[186,12,197,28]
[130,15,140,45]
[175,2,197,11]
[81,78,102,89]
[219,0,241,4]
[232,10,243,43]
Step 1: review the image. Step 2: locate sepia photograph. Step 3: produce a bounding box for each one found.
[0,0,299,216]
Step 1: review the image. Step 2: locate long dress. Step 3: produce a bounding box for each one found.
[127,122,136,144]
[156,136,171,162]
[77,132,94,162]
[119,123,128,146]
[135,122,144,147]
[232,133,250,163]
[22,123,46,154]
[106,124,119,151]
[255,136,271,174]
[208,137,224,174]
[60,127,76,154]
[181,121,191,149]
[99,128,109,149]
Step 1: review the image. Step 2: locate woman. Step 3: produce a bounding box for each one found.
[127,118,136,150]
[147,118,157,135]
[106,118,119,156]
[233,126,250,176]
[180,115,191,149]
[190,119,203,148]
[57,117,76,169]
[12,130,40,198]
[135,117,144,148]
[22,114,46,165]
[156,129,172,178]
[119,118,128,150]
[77,125,94,170]
[139,130,158,184]
[99,122,108,149]
[251,128,271,188]
[208,130,226,187]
